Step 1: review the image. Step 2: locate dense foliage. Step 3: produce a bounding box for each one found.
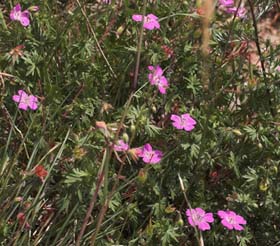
[0,0,280,245]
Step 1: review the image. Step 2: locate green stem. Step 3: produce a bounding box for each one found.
[132,0,147,91]
[178,174,204,246]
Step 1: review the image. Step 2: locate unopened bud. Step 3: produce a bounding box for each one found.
[29,6,39,12]
[130,124,136,134]
[96,121,107,130]
[122,133,129,143]
[14,197,23,202]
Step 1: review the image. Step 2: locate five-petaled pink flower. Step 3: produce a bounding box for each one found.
[138,144,163,164]
[217,210,247,231]
[113,140,129,152]
[148,65,169,94]
[12,90,39,111]
[10,4,30,27]
[219,0,234,7]
[170,113,196,132]
[132,14,160,30]
[186,208,214,231]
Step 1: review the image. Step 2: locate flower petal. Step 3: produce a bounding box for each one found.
[147,14,158,20]
[217,210,227,219]
[15,4,21,12]
[236,215,247,224]
[233,224,244,231]
[132,14,143,22]
[143,144,152,152]
[183,124,195,131]
[28,96,38,110]
[20,16,30,27]
[143,22,155,30]
[198,221,210,231]
[155,65,163,76]
[182,114,196,125]
[187,215,195,227]
[204,213,214,223]
[170,114,180,122]
[12,95,21,103]
[18,90,27,98]
[158,85,167,94]
[10,9,17,20]
[18,102,28,110]
[195,208,205,216]
[221,219,234,230]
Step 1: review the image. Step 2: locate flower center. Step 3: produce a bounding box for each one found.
[153,75,161,85]
[226,216,236,225]
[145,151,155,161]
[21,95,30,105]
[14,11,22,21]
[144,16,151,23]
[193,213,203,223]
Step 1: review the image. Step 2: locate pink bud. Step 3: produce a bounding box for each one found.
[29,6,39,12]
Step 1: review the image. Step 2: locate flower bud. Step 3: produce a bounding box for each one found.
[130,124,136,134]
[259,179,269,191]
[177,218,184,227]
[29,6,39,12]
[14,197,23,202]
[128,147,141,162]
[232,129,242,136]
[122,133,129,143]
[95,121,107,130]
[165,205,176,214]
[116,25,125,38]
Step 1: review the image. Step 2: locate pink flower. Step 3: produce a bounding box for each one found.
[276,65,280,72]
[219,0,234,7]
[132,14,160,30]
[12,90,38,111]
[148,65,169,94]
[17,212,31,229]
[217,210,247,231]
[226,7,247,18]
[113,140,129,152]
[10,4,30,27]
[170,114,196,132]
[138,144,163,164]
[186,208,214,231]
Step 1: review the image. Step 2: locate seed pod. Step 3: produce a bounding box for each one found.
[138,168,147,183]
[130,124,136,134]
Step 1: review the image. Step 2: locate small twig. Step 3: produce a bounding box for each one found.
[98,1,122,44]
[76,0,117,79]
[89,161,125,245]
[75,170,105,246]
[201,0,214,55]
[247,0,275,117]
[0,72,14,77]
